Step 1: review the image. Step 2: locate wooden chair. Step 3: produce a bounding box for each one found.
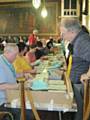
[17,77,27,120]
[19,79,26,120]
[83,80,90,120]
[18,78,40,120]
[0,111,14,120]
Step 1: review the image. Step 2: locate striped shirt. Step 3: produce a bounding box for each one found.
[70,30,90,83]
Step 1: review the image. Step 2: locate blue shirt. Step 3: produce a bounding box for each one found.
[0,55,16,105]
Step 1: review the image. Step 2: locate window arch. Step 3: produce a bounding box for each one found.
[61,0,79,17]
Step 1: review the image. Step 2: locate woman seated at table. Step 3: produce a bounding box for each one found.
[25,44,44,67]
[35,41,46,59]
[13,42,36,80]
[25,45,36,63]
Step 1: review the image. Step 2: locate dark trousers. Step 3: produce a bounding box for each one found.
[72,83,84,120]
[0,104,59,120]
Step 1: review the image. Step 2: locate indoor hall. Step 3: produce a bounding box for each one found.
[0,0,90,120]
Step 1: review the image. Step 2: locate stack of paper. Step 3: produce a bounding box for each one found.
[48,84,66,91]
[48,79,66,91]
[48,80,64,85]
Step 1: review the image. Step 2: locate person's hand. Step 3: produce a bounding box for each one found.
[30,68,37,74]
[24,73,33,80]
[80,73,89,84]
[41,56,48,60]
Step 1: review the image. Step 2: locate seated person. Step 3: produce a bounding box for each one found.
[35,41,45,59]
[46,37,54,50]
[25,45,43,67]
[13,42,36,80]
[0,43,37,120]
[25,45,36,63]
[0,43,4,54]
[0,43,20,120]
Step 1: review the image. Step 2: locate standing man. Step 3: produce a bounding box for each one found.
[0,43,20,120]
[28,29,38,47]
[60,18,90,120]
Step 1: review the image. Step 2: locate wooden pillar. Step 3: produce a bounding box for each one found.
[61,0,64,17]
[82,0,87,25]
[87,0,90,31]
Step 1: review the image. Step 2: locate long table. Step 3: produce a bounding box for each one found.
[6,53,75,112]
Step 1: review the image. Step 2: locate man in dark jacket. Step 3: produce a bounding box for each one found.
[60,18,90,120]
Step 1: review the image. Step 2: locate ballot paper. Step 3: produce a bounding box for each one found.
[48,84,66,91]
[48,80,64,85]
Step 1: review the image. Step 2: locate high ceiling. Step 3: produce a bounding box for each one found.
[0,0,58,3]
[0,0,29,2]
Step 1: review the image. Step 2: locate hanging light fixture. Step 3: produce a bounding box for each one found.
[41,0,48,18]
[32,0,41,9]
[41,6,48,18]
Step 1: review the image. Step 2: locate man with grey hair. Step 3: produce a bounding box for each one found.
[0,43,20,120]
[60,18,90,120]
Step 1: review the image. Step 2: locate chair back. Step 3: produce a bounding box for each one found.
[0,111,14,120]
[83,80,90,120]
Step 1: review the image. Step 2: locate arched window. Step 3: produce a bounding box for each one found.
[61,0,79,17]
